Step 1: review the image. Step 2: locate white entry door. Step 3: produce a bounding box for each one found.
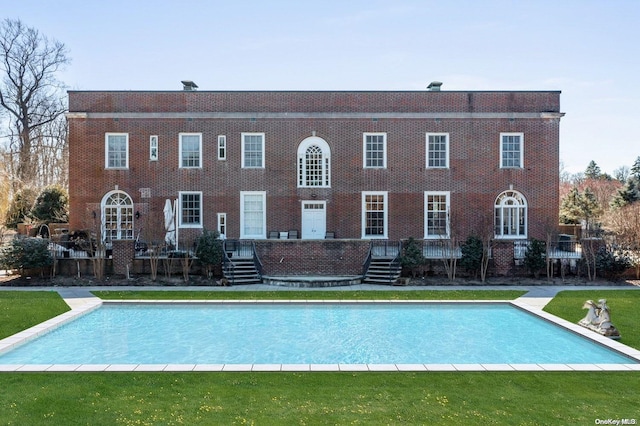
[301,201,326,239]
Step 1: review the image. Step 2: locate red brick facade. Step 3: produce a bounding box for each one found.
[67,90,561,251]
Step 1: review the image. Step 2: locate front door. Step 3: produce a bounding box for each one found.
[301,201,326,239]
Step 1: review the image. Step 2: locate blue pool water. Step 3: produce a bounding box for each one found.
[0,303,633,364]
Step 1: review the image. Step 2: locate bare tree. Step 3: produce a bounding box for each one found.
[78,207,106,281]
[477,214,494,283]
[581,237,599,281]
[0,19,70,192]
[0,155,10,222]
[139,208,168,282]
[440,210,458,281]
[604,203,640,279]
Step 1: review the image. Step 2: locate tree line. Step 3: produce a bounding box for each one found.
[0,18,69,228]
[560,158,640,278]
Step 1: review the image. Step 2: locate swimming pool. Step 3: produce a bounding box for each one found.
[0,301,637,369]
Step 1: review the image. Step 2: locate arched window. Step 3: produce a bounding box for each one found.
[297,136,330,187]
[494,190,527,239]
[102,191,134,241]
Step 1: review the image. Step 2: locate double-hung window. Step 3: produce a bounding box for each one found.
[240,191,266,238]
[242,133,265,168]
[218,135,226,160]
[179,133,202,168]
[363,133,387,168]
[179,191,202,228]
[362,191,388,238]
[426,133,449,168]
[500,133,523,168]
[149,135,158,161]
[105,133,128,169]
[217,213,227,237]
[425,191,450,238]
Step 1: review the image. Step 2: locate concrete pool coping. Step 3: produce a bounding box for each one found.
[1,285,639,372]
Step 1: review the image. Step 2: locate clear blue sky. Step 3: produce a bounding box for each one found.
[8,0,640,175]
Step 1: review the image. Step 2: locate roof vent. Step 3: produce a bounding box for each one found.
[181,80,198,91]
[427,81,443,91]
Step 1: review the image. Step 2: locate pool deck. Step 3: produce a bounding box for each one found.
[1,283,640,372]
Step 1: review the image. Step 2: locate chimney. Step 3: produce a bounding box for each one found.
[427,81,443,91]
[181,80,198,91]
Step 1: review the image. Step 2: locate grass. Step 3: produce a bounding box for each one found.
[544,289,640,349]
[0,289,639,424]
[92,289,527,300]
[0,372,639,424]
[0,291,70,339]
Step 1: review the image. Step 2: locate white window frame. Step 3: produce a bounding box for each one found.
[500,132,524,169]
[426,133,449,169]
[363,133,387,169]
[105,133,129,169]
[242,132,265,168]
[494,190,527,239]
[424,191,450,239]
[297,136,331,188]
[361,191,388,239]
[240,191,266,239]
[217,212,227,238]
[149,135,158,161]
[101,190,134,241]
[178,191,203,228]
[218,135,226,160]
[179,133,202,168]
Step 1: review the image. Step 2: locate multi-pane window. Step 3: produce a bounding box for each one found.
[494,190,527,238]
[304,145,323,186]
[242,133,265,168]
[179,191,202,227]
[218,135,226,160]
[102,191,133,240]
[500,133,523,168]
[179,133,202,168]
[363,133,387,168]
[426,133,449,168]
[149,135,158,161]
[362,191,387,238]
[217,213,227,237]
[297,137,331,187]
[241,191,266,238]
[105,133,128,169]
[425,191,450,238]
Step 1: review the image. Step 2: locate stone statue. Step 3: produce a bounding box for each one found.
[578,299,621,339]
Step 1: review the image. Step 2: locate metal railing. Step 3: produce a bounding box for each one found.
[422,240,462,259]
[362,240,402,281]
[369,240,401,258]
[223,239,255,259]
[222,239,262,284]
[514,239,583,259]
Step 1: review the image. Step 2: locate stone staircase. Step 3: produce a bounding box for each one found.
[363,257,402,284]
[362,241,402,284]
[224,257,262,284]
[222,240,262,284]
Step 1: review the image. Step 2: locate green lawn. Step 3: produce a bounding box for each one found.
[543,289,640,349]
[0,289,639,425]
[0,291,70,339]
[1,371,638,425]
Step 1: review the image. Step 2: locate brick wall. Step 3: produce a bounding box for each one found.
[255,240,370,275]
[67,90,561,254]
[112,240,134,276]
[68,91,561,114]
